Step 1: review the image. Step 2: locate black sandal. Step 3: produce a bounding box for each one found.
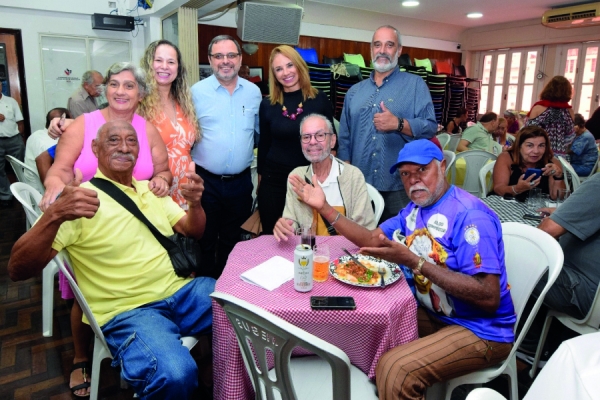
[70,361,91,398]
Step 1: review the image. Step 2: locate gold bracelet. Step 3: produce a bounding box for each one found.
[415,257,426,274]
[155,175,169,184]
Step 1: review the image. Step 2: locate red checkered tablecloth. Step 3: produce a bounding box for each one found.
[212,235,418,400]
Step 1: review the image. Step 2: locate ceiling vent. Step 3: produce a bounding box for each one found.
[542,2,600,28]
[237,1,303,45]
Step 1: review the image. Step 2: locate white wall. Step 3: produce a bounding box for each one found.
[0,6,149,131]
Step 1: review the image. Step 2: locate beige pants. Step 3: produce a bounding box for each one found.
[375,308,513,400]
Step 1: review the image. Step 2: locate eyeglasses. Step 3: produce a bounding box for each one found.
[300,132,332,144]
[209,53,240,60]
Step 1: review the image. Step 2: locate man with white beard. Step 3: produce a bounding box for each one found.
[289,139,515,399]
[338,25,437,223]
[272,113,376,241]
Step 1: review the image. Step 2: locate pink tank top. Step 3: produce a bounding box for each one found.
[74,110,154,182]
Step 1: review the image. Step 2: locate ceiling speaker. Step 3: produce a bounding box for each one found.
[237,1,303,45]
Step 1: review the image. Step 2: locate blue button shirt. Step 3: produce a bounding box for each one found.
[338,68,437,191]
[190,75,261,175]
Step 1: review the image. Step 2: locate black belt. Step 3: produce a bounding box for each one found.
[197,166,250,180]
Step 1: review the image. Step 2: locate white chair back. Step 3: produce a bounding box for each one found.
[530,282,600,378]
[366,183,385,223]
[5,155,34,183]
[211,292,377,400]
[442,150,456,173]
[558,156,581,191]
[430,222,564,400]
[466,388,507,400]
[446,134,462,152]
[10,182,42,230]
[478,161,496,199]
[449,150,497,197]
[56,252,199,400]
[437,133,451,149]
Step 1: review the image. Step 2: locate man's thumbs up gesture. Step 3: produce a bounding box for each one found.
[54,169,100,221]
[374,101,403,132]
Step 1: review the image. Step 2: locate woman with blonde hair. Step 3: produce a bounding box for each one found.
[139,39,200,209]
[257,45,335,234]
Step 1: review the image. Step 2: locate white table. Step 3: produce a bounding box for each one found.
[524,332,600,400]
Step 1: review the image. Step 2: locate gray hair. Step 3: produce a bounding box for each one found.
[371,25,402,48]
[208,35,241,55]
[299,113,334,135]
[82,70,101,86]
[104,62,149,98]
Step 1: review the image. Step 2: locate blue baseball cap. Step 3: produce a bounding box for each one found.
[389,140,443,173]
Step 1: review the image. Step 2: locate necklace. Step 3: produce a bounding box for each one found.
[282,102,303,120]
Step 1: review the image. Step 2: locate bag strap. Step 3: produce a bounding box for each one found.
[90,177,176,252]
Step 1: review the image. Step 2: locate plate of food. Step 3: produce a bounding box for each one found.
[329,254,402,287]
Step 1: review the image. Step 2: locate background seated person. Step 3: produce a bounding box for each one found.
[23,108,69,193]
[457,112,502,155]
[273,114,375,241]
[8,121,215,399]
[492,117,512,151]
[493,126,565,202]
[568,114,598,177]
[36,144,56,187]
[444,107,467,134]
[504,109,521,134]
[289,140,515,399]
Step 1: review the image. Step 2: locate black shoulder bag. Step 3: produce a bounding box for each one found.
[90,178,198,278]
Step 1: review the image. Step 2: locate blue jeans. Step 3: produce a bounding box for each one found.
[0,135,25,199]
[101,278,215,400]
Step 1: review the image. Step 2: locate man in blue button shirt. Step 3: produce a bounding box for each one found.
[191,35,261,278]
[338,25,437,223]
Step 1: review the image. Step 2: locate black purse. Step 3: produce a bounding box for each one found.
[90,178,198,277]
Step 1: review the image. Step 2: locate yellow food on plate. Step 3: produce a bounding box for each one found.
[335,259,380,285]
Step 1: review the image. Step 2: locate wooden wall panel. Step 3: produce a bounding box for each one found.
[0,33,21,106]
[198,24,461,78]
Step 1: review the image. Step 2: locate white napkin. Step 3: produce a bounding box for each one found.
[240,256,295,291]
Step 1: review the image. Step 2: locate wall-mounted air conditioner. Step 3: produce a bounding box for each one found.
[542,2,600,28]
[237,1,303,45]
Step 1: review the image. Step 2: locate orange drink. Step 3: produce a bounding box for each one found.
[313,244,329,282]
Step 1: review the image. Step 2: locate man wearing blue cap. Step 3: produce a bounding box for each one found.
[290,140,515,399]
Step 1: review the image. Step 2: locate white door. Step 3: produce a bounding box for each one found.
[559,43,600,119]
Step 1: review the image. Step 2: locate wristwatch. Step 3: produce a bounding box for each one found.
[397,117,404,132]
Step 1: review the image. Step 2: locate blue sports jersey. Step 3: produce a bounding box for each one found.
[380,185,516,343]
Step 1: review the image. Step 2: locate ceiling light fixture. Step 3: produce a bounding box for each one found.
[402,1,420,6]
[467,12,483,18]
[242,43,259,55]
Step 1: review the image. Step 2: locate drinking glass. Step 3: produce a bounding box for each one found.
[296,224,315,249]
[312,244,330,282]
[527,188,542,212]
[540,193,551,208]
[556,189,571,208]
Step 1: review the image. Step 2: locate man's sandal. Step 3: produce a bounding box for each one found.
[70,361,91,398]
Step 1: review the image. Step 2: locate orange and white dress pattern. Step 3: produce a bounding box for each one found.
[153,103,196,209]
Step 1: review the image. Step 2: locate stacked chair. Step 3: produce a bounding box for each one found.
[307,61,333,102]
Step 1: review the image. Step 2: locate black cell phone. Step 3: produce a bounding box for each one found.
[524,168,542,180]
[503,194,515,201]
[310,296,356,310]
[523,213,543,221]
[304,175,314,187]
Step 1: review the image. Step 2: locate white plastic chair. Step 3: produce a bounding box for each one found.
[428,222,564,400]
[211,292,378,400]
[443,150,456,173]
[558,156,581,191]
[56,252,199,400]
[466,387,507,400]
[6,154,35,183]
[437,132,451,149]
[478,160,496,199]
[579,156,599,183]
[11,182,58,337]
[530,283,600,378]
[366,183,384,223]
[446,134,462,152]
[448,150,497,197]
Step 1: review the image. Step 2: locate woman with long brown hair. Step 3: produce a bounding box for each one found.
[257,45,335,234]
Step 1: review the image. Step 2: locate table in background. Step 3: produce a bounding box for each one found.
[481,195,538,226]
[212,235,418,400]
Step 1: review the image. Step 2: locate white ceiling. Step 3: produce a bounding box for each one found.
[309,0,585,28]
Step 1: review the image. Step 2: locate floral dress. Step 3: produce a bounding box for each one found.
[526,107,574,157]
[153,103,196,209]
